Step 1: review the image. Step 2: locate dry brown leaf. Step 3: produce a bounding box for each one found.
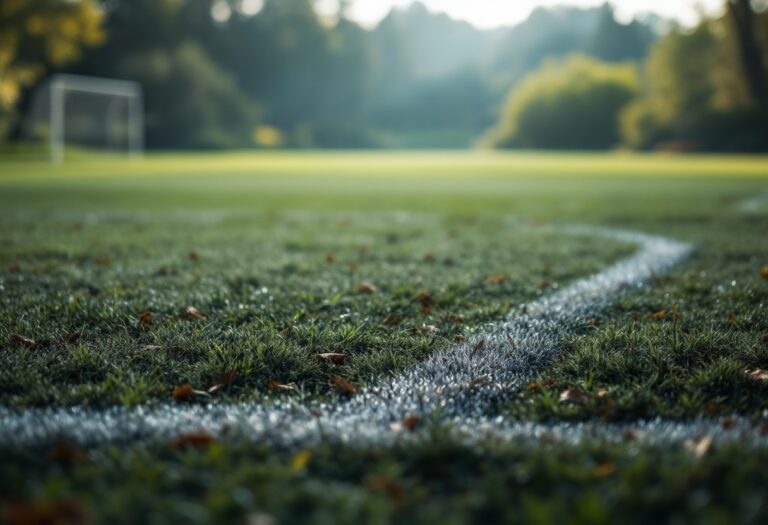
[183,306,205,320]
[138,311,154,329]
[267,379,297,392]
[390,415,422,432]
[760,265,768,279]
[417,289,434,315]
[382,313,403,326]
[169,431,216,450]
[592,463,616,478]
[324,251,335,264]
[705,400,721,415]
[317,353,348,365]
[744,368,768,383]
[485,274,507,285]
[721,417,737,430]
[50,439,89,464]
[66,330,82,345]
[95,256,111,266]
[446,314,465,324]
[559,388,589,405]
[330,375,357,395]
[188,249,200,261]
[364,475,404,503]
[5,500,90,525]
[418,325,437,336]
[12,334,37,349]
[356,281,378,294]
[653,310,668,320]
[171,384,210,401]
[685,435,714,458]
[537,280,555,290]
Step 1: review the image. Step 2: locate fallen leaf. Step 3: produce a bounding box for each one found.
[418,325,437,336]
[760,265,768,279]
[5,500,90,525]
[364,475,404,503]
[50,439,89,464]
[66,330,82,344]
[330,375,357,395]
[356,281,378,294]
[267,379,297,392]
[596,388,609,398]
[138,311,153,329]
[592,463,616,478]
[417,289,433,315]
[744,368,768,383]
[317,353,348,365]
[183,306,205,320]
[721,417,737,430]
[324,251,335,264]
[537,280,555,290]
[172,384,194,401]
[169,431,216,450]
[382,313,403,326]
[685,435,714,458]
[171,384,210,401]
[559,388,589,405]
[290,450,312,470]
[11,334,37,349]
[95,256,111,266]
[390,415,422,432]
[653,310,667,320]
[446,314,465,324]
[188,249,200,262]
[485,274,507,285]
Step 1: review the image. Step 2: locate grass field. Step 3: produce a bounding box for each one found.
[1,151,768,524]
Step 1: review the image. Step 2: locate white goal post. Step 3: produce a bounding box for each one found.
[26,74,144,163]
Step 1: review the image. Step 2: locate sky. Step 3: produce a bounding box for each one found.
[317,0,726,28]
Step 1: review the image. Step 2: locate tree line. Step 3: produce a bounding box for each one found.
[1,0,766,151]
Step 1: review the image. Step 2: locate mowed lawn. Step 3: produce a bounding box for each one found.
[1,151,768,524]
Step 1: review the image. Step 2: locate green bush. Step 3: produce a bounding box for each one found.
[484,55,638,150]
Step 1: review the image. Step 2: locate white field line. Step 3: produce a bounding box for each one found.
[11,225,760,449]
[739,192,768,212]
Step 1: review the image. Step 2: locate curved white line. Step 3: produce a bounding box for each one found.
[4,226,737,449]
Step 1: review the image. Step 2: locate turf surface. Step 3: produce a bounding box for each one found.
[1,151,767,524]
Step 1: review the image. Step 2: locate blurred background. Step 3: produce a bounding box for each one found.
[1,0,767,153]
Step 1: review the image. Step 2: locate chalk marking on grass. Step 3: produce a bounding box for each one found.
[10,224,756,449]
[739,192,768,212]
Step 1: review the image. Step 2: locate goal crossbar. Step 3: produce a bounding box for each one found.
[48,74,144,163]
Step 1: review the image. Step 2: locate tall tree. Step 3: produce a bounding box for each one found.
[0,0,104,138]
[727,0,768,106]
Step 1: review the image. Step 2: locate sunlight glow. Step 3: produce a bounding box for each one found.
[345,0,726,28]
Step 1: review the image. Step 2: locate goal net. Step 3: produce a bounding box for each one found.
[23,74,144,162]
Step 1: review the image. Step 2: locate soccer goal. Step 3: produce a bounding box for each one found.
[24,74,144,162]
